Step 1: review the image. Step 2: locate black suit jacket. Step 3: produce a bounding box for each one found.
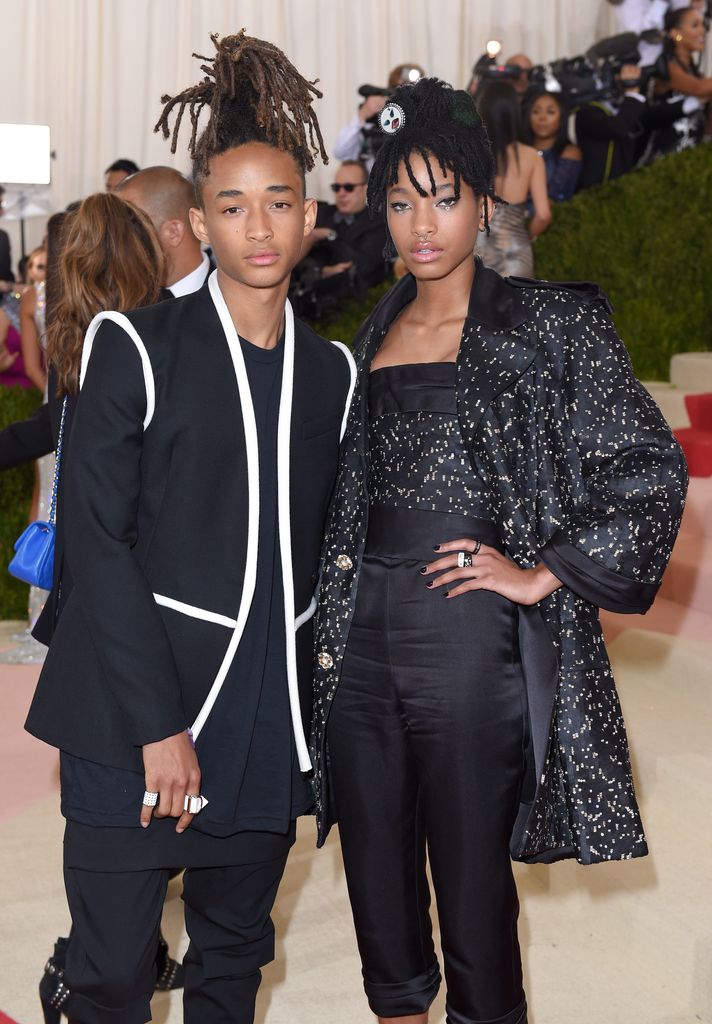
[0,228,13,282]
[576,96,649,189]
[26,278,354,772]
[315,203,389,289]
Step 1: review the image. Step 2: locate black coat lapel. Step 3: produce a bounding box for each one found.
[455,264,536,448]
[348,261,536,452]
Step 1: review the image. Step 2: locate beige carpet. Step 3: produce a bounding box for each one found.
[1,626,710,1023]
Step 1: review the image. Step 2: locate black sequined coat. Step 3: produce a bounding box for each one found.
[310,263,687,865]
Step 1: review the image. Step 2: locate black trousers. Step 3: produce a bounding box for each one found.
[328,508,528,1024]
[62,826,294,1024]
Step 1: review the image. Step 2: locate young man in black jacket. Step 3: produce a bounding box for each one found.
[25,32,355,1024]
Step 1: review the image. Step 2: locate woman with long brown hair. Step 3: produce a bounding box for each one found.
[46,192,164,397]
[30,193,163,639]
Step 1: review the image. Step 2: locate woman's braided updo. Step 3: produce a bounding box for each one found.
[367,77,499,231]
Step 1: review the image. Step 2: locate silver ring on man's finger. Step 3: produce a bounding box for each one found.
[142,791,159,807]
[183,794,209,815]
[457,551,473,569]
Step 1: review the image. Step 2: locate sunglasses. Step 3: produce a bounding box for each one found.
[330,182,366,193]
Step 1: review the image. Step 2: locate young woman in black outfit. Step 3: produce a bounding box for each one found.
[311,78,687,1024]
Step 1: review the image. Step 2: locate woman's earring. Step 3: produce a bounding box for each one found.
[675,32,684,42]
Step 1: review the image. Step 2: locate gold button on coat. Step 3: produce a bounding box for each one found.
[336,554,353,570]
[318,652,334,670]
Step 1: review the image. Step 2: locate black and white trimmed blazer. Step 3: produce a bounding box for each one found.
[26,272,356,773]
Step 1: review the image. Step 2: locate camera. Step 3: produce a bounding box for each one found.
[472,32,668,107]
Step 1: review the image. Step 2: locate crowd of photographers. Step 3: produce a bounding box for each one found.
[2,2,711,326]
[293,0,712,312]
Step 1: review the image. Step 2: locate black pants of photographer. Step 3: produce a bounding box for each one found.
[61,836,292,1024]
[328,509,528,1024]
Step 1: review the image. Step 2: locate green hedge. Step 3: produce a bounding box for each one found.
[0,387,43,620]
[535,145,712,381]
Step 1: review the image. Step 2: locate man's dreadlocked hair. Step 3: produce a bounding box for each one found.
[367,78,499,232]
[154,30,328,200]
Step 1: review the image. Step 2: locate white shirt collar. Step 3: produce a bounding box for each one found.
[168,252,210,298]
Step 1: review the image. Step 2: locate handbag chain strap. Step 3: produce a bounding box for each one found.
[48,397,68,527]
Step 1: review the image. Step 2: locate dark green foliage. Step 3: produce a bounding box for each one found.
[535,146,712,381]
[0,387,43,619]
[308,278,395,344]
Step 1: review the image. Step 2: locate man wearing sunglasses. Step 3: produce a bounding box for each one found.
[301,160,390,298]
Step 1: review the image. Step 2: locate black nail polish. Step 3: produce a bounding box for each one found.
[443,591,449,598]
[420,566,428,574]
[433,545,441,551]
[426,581,434,588]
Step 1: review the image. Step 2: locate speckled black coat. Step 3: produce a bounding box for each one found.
[310,263,687,865]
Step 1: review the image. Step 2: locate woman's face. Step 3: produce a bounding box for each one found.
[672,10,707,53]
[530,95,561,143]
[27,251,47,283]
[386,152,490,282]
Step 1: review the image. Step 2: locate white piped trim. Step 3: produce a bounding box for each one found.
[278,300,312,772]
[190,272,261,741]
[80,312,156,430]
[330,341,357,440]
[294,594,317,631]
[153,594,237,630]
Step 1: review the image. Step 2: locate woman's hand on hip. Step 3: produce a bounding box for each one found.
[420,537,562,605]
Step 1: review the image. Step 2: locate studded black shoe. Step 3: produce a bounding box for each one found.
[39,936,70,1024]
[39,928,184,1020]
[154,931,185,991]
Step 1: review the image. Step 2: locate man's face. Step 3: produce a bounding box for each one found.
[105,169,130,191]
[331,165,368,216]
[189,142,316,290]
[386,152,490,282]
[507,55,533,95]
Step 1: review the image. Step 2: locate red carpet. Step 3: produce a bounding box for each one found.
[0,1011,22,1023]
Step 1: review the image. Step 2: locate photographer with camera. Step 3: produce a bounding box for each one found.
[575,60,651,188]
[334,63,425,170]
[291,160,390,320]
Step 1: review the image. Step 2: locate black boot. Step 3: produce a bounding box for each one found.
[154,930,185,991]
[39,928,184,1022]
[39,936,71,1024]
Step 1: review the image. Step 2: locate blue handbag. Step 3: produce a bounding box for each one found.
[8,396,68,590]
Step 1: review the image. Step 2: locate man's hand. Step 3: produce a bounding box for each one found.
[322,261,353,278]
[141,729,201,833]
[358,94,387,122]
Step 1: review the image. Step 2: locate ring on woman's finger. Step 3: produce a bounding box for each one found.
[473,539,482,555]
[142,791,159,807]
[457,551,473,569]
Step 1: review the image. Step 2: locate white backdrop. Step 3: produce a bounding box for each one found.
[0,0,619,258]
